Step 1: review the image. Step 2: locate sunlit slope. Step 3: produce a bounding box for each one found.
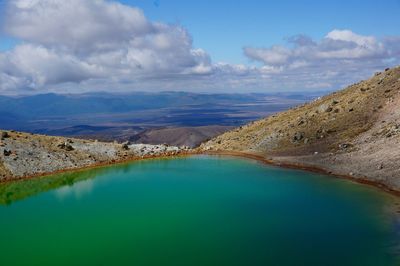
[202,66,400,190]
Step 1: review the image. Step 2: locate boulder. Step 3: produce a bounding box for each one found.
[293,132,304,142]
[121,141,130,150]
[1,132,10,139]
[339,143,353,150]
[57,142,74,151]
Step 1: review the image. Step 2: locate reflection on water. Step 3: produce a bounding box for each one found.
[54,179,95,200]
[0,158,171,205]
[0,166,109,205]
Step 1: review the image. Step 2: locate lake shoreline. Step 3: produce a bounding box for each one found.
[2,149,400,199]
[0,151,194,184]
[202,150,400,198]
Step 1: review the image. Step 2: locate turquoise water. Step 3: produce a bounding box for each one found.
[0,155,399,266]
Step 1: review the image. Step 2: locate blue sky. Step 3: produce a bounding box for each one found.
[119,0,400,64]
[0,0,399,94]
[2,0,400,62]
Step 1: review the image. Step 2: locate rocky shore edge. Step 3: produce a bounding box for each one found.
[202,150,400,198]
[0,130,192,183]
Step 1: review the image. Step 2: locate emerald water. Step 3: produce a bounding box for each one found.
[0,155,399,266]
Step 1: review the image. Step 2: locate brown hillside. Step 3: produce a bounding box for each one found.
[201,66,400,191]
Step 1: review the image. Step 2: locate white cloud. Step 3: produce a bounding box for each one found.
[244,46,291,66]
[5,0,152,53]
[326,29,375,46]
[0,0,399,95]
[245,29,390,65]
[241,29,399,91]
[7,44,101,85]
[0,0,215,93]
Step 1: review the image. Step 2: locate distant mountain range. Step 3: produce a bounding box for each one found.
[0,91,319,143]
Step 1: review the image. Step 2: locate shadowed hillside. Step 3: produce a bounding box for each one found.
[130,126,234,148]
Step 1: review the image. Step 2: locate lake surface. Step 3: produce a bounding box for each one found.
[0,156,399,266]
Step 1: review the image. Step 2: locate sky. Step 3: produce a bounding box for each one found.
[0,0,399,95]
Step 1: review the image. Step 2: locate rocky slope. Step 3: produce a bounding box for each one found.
[0,131,189,181]
[201,66,400,191]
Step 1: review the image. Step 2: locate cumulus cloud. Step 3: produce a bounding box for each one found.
[0,0,399,94]
[241,29,400,92]
[0,0,214,93]
[5,0,152,53]
[244,29,392,67]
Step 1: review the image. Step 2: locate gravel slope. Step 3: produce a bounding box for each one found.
[0,131,189,181]
[201,66,400,191]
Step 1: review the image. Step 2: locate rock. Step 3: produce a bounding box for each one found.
[385,68,390,72]
[325,107,333,113]
[1,132,10,139]
[317,103,331,113]
[121,141,130,150]
[378,164,384,170]
[57,142,74,151]
[339,143,353,149]
[293,132,304,142]
[122,143,129,150]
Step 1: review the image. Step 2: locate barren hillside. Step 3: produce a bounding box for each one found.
[0,131,189,181]
[201,66,400,191]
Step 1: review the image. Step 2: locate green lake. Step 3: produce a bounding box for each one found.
[0,155,399,266]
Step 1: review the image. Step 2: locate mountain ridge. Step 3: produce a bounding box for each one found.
[201,66,400,191]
